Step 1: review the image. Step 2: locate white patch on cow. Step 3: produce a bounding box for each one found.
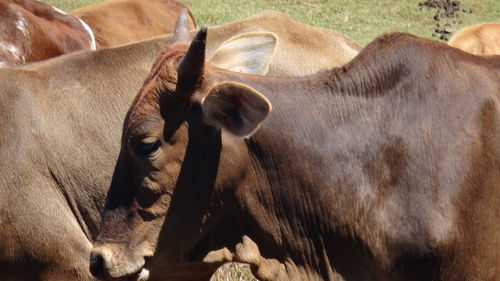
[51,6,67,15]
[0,41,23,63]
[137,268,150,281]
[78,19,96,50]
[339,39,359,59]
[0,61,8,67]
[13,9,29,39]
[51,5,96,51]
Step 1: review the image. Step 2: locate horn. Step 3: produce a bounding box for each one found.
[177,27,207,92]
[172,9,191,43]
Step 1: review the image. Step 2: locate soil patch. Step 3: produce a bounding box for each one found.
[418,0,473,41]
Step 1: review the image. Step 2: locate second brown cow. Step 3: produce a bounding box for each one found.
[0,0,94,66]
[69,0,196,48]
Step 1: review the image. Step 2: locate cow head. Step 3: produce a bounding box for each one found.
[90,13,275,281]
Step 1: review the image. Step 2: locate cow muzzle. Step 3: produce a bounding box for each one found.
[90,246,151,281]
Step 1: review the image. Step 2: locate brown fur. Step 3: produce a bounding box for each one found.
[93,31,500,281]
[69,0,197,49]
[0,12,359,281]
[448,22,500,55]
[0,0,93,66]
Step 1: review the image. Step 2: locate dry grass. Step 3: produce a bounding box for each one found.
[210,263,259,281]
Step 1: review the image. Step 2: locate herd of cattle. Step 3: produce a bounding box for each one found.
[0,0,498,281]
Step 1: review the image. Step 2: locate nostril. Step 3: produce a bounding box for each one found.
[89,252,105,278]
[89,247,147,280]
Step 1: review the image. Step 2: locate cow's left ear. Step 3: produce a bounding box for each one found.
[201,82,272,137]
[208,32,277,75]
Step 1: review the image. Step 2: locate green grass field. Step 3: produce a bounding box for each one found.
[42,0,498,280]
[47,0,499,45]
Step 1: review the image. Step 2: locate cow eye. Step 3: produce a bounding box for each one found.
[135,140,162,159]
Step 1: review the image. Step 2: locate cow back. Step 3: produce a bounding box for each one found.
[70,0,196,48]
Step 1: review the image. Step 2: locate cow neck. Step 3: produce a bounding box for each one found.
[192,35,417,280]
[27,36,170,243]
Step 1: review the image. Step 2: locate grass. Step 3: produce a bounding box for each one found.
[184,0,500,45]
[47,0,95,11]
[47,0,499,45]
[42,0,499,280]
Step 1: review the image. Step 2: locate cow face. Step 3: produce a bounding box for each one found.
[90,16,274,281]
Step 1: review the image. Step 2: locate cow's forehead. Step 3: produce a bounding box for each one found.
[125,45,191,135]
[125,86,164,137]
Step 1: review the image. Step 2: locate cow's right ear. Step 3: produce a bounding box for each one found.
[208,32,277,75]
[200,82,271,138]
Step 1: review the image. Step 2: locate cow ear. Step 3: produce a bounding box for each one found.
[201,82,272,137]
[208,32,277,75]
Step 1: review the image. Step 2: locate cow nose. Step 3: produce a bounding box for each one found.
[89,251,105,279]
[89,248,112,279]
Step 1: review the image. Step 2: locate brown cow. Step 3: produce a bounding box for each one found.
[0,0,94,66]
[69,0,196,49]
[0,11,359,281]
[90,23,500,281]
[448,22,500,55]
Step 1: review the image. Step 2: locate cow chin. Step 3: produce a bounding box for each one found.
[90,245,153,281]
[137,268,150,281]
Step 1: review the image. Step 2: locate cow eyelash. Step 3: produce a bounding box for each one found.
[135,140,162,159]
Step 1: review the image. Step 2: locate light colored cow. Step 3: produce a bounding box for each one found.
[448,22,500,55]
[69,0,196,48]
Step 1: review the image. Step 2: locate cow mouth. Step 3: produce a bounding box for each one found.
[89,247,151,281]
[90,264,149,281]
[136,268,150,281]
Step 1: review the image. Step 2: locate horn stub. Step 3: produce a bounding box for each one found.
[177,27,208,95]
[172,9,191,43]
